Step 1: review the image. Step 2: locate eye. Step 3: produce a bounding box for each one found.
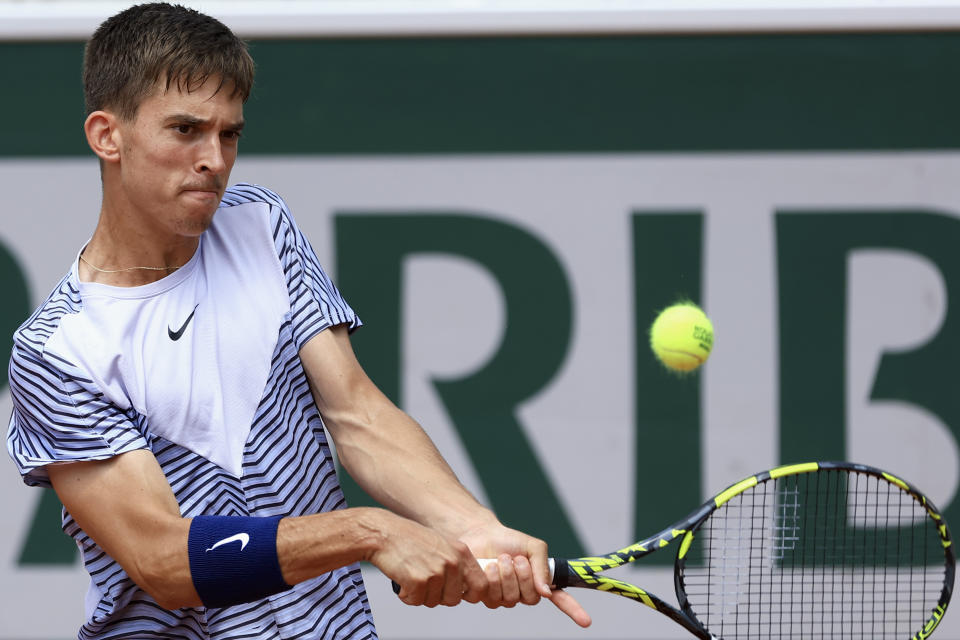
[174,124,193,135]
[222,130,242,141]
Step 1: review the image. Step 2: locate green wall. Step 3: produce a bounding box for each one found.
[3,32,960,156]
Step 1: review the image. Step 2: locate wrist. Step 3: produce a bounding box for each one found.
[437,505,501,542]
[353,507,400,562]
[188,515,291,608]
[276,507,396,584]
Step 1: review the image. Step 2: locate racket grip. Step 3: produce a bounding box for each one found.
[390,557,559,595]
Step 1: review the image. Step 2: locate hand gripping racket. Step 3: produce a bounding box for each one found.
[396,461,955,639]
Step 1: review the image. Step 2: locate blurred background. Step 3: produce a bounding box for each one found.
[3,1,960,638]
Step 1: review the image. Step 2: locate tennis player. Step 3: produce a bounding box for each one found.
[5,3,589,638]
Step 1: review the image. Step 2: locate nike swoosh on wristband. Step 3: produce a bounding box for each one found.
[168,304,199,341]
[206,533,250,553]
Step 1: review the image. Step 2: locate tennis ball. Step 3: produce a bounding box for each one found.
[649,303,714,372]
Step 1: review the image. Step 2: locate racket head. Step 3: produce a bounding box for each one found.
[674,461,955,640]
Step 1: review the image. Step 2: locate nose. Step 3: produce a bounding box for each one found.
[196,134,227,175]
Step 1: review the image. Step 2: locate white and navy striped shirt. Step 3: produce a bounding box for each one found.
[6,184,378,640]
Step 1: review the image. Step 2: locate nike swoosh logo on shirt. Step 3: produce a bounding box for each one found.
[205,533,250,553]
[168,304,199,341]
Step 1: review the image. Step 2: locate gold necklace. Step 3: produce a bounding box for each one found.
[79,253,185,273]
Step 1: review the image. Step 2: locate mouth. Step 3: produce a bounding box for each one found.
[182,179,223,194]
[182,186,222,201]
[184,193,219,207]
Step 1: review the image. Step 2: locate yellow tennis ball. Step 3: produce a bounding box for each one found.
[649,303,714,372]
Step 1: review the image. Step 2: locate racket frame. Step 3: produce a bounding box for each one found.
[551,461,955,640]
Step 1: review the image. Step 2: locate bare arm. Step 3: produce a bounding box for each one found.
[48,449,485,610]
[299,325,590,626]
[298,325,494,536]
[48,450,198,609]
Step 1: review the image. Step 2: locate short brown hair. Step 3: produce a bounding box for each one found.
[83,2,254,120]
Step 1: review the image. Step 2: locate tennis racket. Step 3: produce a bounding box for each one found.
[397,461,955,639]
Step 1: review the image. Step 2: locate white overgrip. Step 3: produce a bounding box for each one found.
[477,557,557,585]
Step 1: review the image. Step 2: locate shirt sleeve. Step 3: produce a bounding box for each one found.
[267,189,361,349]
[6,340,149,488]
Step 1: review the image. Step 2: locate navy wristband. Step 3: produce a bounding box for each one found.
[188,515,292,608]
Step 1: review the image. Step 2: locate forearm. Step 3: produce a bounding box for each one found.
[331,403,498,538]
[277,507,390,585]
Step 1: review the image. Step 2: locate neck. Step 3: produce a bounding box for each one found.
[79,211,201,287]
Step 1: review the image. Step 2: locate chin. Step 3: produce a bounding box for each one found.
[177,210,218,237]
[195,212,218,234]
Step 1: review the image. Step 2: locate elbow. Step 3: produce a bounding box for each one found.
[130,549,201,610]
[147,591,186,611]
[145,583,197,611]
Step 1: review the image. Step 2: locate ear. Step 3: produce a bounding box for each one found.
[84,110,122,163]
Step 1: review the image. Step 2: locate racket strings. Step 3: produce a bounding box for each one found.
[681,469,947,639]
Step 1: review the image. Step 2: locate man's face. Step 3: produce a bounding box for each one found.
[113,76,245,238]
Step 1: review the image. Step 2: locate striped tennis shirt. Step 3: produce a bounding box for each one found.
[6,184,379,640]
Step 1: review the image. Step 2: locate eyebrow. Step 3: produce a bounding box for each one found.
[166,114,246,130]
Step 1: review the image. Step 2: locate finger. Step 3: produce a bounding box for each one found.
[496,554,520,606]
[424,573,445,608]
[461,555,488,604]
[398,579,426,607]
[441,561,464,607]
[526,542,553,598]
[548,588,592,628]
[512,555,541,605]
[482,559,502,609]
